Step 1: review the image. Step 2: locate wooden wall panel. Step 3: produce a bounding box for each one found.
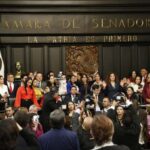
[102,46,114,78]
[138,46,149,70]
[30,47,44,73]
[1,44,150,79]
[113,46,121,77]
[120,46,132,77]
[131,45,138,72]
[5,46,11,74]
[48,47,61,75]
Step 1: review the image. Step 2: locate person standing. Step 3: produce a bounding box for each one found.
[6,73,19,106]
[91,114,129,150]
[143,73,150,104]
[14,78,40,109]
[39,109,80,150]
[0,75,9,115]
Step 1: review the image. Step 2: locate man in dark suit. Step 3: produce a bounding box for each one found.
[38,109,80,150]
[35,72,47,90]
[40,90,62,132]
[6,73,19,106]
[62,86,82,113]
[64,86,81,105]
[85,84,104,111]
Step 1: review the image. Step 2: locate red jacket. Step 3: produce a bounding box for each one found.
[14,86,40,108]
[143,83,150,103]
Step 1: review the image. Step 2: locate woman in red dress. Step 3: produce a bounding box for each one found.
[14,78,40,109]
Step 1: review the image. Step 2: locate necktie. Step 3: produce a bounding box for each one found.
[72,95,75,102]
[10,83,13,93]
[96,95,98,101]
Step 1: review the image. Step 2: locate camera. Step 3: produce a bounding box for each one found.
[116,96,124,101]
[85,95,94,102]
[32,115,39,122]
[85,95,95,110]
[113,93,125,103]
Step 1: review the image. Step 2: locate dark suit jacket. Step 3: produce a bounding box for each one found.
[16,128,41,150]
[38,128,80,150]
[7,82,19,98]
[85,93,104,109]
[112,106,141,150]
[64,94,82,105]
[77,126,94,150]
[104,82,122,100]
[40,92,61,132]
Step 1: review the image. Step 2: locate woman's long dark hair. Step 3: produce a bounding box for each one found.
[24,77,33,94]
[0,119,19,150]
[106,72,119,85]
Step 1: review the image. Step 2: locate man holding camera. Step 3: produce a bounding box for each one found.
[85,84,104,112]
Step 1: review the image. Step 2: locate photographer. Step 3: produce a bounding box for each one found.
[85,84,104,114]
[29,113,43,138]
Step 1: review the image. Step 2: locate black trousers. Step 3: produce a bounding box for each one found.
[21,99,33,109]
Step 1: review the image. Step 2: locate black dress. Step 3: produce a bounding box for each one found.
[77,125,95,150]
[40,92,61,132]
[113,106,141,150]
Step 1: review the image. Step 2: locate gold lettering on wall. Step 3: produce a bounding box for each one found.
[92,18,99,28]
[119,19,126,28]
[146,19,150,27]
[136,19,144,28]
[72,36,77,42]
[14,20,19,29]
[101,18,111,28]
[1,17,150,32]
[72,19,80,29]
[109,19,117,28]
[62,19,71,29]
[34,19,42,30]
[3,20,10,29]
[86,36,95,42]
[62,19,80,29]
[44,20,50,29]
[103,35,137,42]
[127,19,135,28]
[26,35,139,44]
[91,18,150,29]
[26,20,32,29]
[27,36,38,43]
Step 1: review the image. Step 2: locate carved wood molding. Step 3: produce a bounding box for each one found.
[65,45,98,75]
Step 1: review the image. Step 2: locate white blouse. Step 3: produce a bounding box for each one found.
[0,84,9,96]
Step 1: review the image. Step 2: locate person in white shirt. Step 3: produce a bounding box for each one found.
[140,68,148,87]
[58,75,67,96]
[0,75,9,98]
[0,75,9,113]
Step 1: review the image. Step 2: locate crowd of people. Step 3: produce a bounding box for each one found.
[0,68,150,150]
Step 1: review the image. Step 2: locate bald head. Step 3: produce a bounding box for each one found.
[82,117,93,131]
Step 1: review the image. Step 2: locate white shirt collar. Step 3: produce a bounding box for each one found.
[92,141,114,150]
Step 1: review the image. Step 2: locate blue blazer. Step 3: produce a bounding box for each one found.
[39,128,80,150]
